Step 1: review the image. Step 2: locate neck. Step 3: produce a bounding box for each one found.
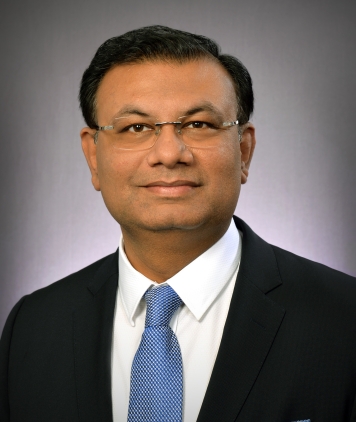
[121,220,231,283]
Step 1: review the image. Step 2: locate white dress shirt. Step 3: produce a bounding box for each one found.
[112,219,242,422]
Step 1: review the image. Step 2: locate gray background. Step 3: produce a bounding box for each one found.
[1,0,356,332]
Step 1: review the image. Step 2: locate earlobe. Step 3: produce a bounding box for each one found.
[80,127,101,191]
[240,160,249,184]
[239,123,256,185]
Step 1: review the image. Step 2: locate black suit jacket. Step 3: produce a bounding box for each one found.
[1,217,356,421]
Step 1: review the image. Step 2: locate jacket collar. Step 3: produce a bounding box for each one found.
[233,216,282,294]
[73,252,118,422]
[197,216,285,421]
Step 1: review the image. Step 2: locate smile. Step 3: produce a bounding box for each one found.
[142,180,200,197]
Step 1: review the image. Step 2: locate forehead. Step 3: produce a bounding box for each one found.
[95,59,237,120]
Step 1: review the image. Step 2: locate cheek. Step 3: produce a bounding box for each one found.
[96,149,137,207]
[204,142,241,189]
[198,143,241,212]
[215,163,241,209]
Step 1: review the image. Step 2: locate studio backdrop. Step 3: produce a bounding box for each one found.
[1,0,355,331]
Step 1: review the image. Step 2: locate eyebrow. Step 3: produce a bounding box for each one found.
[179,102,225,120]
[110,101,227,122]
[111,106,151,121]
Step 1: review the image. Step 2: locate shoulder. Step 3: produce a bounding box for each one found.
[272,244,356,291]
[269,245,356,323]
[235,215,356,293]
[2,251,118,336]
[23,251,118,306]
[234,216,356,316]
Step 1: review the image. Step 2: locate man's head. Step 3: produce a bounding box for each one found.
[79,26,256,241]
[79,25,254,130]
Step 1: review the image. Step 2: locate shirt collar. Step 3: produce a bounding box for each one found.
[118,219,241,326]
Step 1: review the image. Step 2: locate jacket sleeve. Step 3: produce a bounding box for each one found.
[0,296,27,422]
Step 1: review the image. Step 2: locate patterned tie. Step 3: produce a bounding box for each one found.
[128,284,183,422]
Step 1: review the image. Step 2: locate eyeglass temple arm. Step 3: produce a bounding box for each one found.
[93,125,114,144]
[222,120,239,127]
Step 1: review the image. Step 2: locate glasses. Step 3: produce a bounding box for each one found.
[93,116,239,151]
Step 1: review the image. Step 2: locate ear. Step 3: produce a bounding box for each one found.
[240,123,256,185]
[80,127,101,191]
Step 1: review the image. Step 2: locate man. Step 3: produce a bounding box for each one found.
[1,25,356,422]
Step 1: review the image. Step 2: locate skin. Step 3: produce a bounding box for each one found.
[81,59,256,282]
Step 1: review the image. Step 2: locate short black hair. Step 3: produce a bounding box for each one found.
[79,25,254,128]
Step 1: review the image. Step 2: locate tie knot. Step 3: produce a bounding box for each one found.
[144,285,182,327]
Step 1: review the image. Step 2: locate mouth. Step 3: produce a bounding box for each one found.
[142,180,200,197]
[144,180,199,187]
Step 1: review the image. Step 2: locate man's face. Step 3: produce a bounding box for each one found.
[81,59,255,234]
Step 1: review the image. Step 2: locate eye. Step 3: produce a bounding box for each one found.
[186,121,208,129]
[127,124,153,133]
[184,121,217,130]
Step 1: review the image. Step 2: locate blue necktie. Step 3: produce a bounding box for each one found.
[128,284,183,422]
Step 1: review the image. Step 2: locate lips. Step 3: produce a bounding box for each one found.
[142,180,200,196]
[144,180,199,187]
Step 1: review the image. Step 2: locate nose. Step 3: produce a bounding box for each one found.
[154,121,182,136]
[146,123,194,168]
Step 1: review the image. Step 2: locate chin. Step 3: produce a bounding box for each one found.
[140,218,205,232]
[118,212,207,233]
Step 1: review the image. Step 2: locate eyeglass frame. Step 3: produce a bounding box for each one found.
[93,119,241,148]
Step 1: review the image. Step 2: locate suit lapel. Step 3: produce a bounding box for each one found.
[197,217,286,421]
[73,252,119,422]
[70,217,285,421]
